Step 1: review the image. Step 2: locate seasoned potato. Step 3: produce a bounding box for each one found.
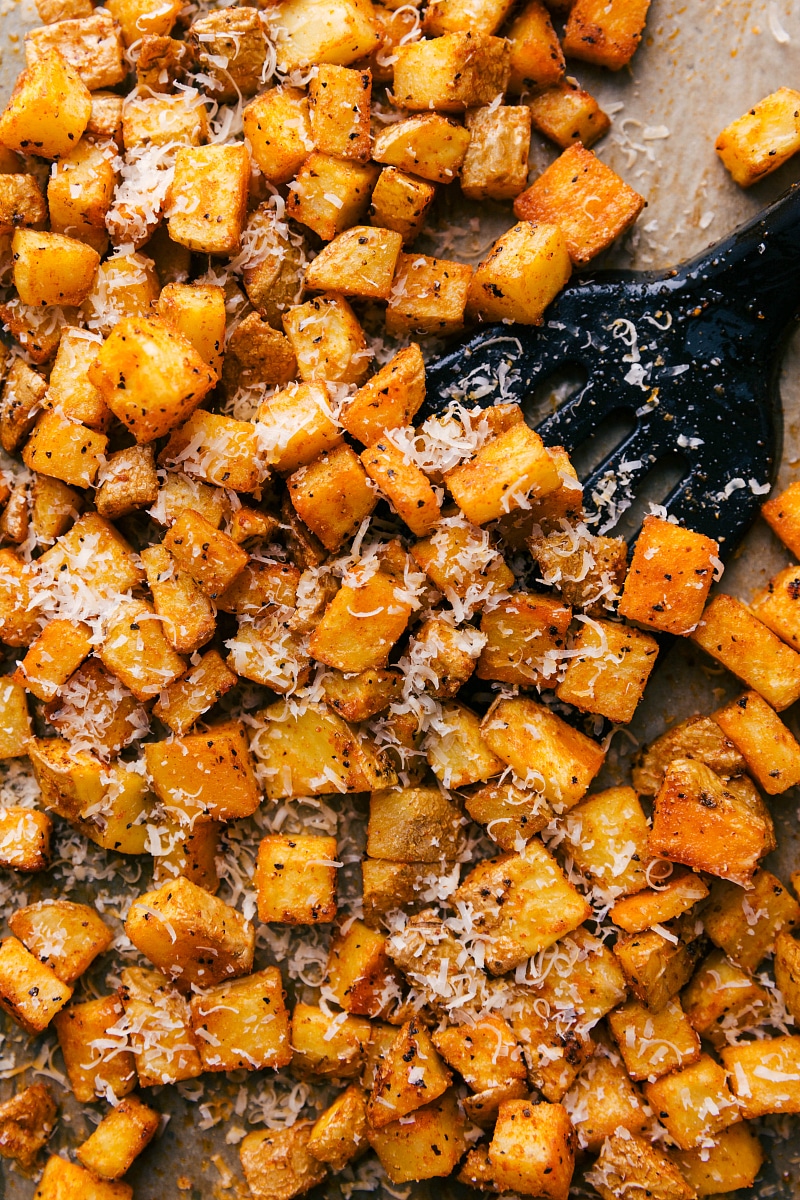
[76,1096,160,1180]
[167,144,250,255]
[373,114,471,184]
[9,899,112,984]
[273,0,379,73]
[392,33,510,112]
[0,49,91,159]
[562,0,652,70]
[716,87,800,187]
[309,64,372,161]
[255,834,338,924]
[12,229,99,307]
[0,937,73,1034]
[369,167,436,243]
[305,226,402,300]
[189,967,292,1072]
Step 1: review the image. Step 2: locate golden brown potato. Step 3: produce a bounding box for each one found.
[0,49,91,159]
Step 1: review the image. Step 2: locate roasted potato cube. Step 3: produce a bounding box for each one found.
[612,867,709,934]
[633,713,746,796]
[476,592,571,687]
[528,926,627,1027]
[76,1096,159,1181]
[31,475,80,543]
[33,1157,133,1200]
[106,0,181,43]
[367,1091,466,1184]
[255,834,338,925]
[9,900,111,984]
[386,250,473,336]
[221,311,297,395]
[47,139,117,251]
[239,204,305,327]
[557,618,659,724]
[361,437,441,535]
[156,282,225,376]
[702,869,800,973]
[250,699,396,800]
[369,1018,452,1128]
[761,479,800,555]
[506,0,565,93]
[563,785,650,896]
[189,967,292,1072]
[461,107,532,202]
[22,411,108,489]
[722,1035,800,1117]
[96,445,158,521]
[0,173,47,235]
[126,876,254,988]
[134,32,189,93]
[361,859,440,925]
[407,615,481,699]
[89,317,217,444]
[650,758,775,887]
[288,153,379,241]
[613,928,698,1012]
[0,679,32,759]
[644,1053,739,1149]
[13,618,92,703]
[161,411,260,494]
[425,701,505,789]
[562,0,652,69]
[256,382,342,475]
[145,722,260,823]
[564,1041,648,1151]
[288,443,376,552]
[587,1132,695,1200]
[98,599,186,701]
[529,78,611,148]
[306,226,402,301]
[751,563,800,648]
[36,0,92,20]
[291,1004,371,1077]
[619,515,718,635]
[284,293,370,385]
[1,359,47,454]
[240,1123,327,1200]
[367,785,461,862]
[530,527,627,612]
[433,1015,525,1094]
[43,328,108,432]
[681,948,769,1048]
[327,919,402,1017]
[152,649,237,736]
[274,0,379,72]
[411,516,513,600]
[467,219,571,325]
[714,690,800,795]
[167,144,249,254]
[446,423,561,524]
[0,550,42,647]
[119,967,202,1087]
[481,695,605,810]
[242,87,313,185]
[369,167,436,244]
[12,229,98,307]
[488,1099,574,1200]
[151,471,229,529]
[140,544,216,656]
[189,7,267,101]
[80,252,160,333]
[0,297,71,364]
[775,930,800,1023]
[673,1122,765,1198]
[454,844,591,973]
[55,994,136,1102]
[0,937,72,1034]
[226,609,311,695]
[341,343,425,445]
[392,33,510,112]
[716,87,800,187]
[0,49,91,159]
[309,64,371,161]
[373,114,471,185]
[692,592,800,710]
[514,144,645,264]
[163,509,248,598]
[27,737,104,822]
[150,816,221,892]
[465,778,552,851]
[423,0,512,34]
[608,997,700,1081]
[307,1084,368,1171]
[25,13,126,90]
[322,667,401,721]
[0,1083,57,1169]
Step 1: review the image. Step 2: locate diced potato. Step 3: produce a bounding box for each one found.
[89,317,217,444]
[467,220,571,325]
[361,860,439,925]
[607,997,700,1081]
[12,229,98,307]
[13,618,92,703]
[25,13,126,90]
[612,867,709,934]
[775,930,800,1023]
[461,107,532,202]
[632,713,746,796]
[722,1035,800,1117]
[0,1083,57,1169]
[243,87,314,185]
[55,994,136,1102]
[481,695,605,810]
[161,411,260,494]
[613,928,698,1012]
[9,899,112,984]
[307,1084,368,1171]
[86,89,123,142]
[761,479,800,556]
[673,1122,765,1198]
[369,167,436,244]
[514,143,645,264]
[288,443,376,552]
[99,599,186,701]
[529,79,611,148]
[619,515,719,635]
[322,668,401,722]
[167,144,249,254]
[341,343,425,445]
[714,690,800,795]
[361,438,441,535]
[0,173,47,236]
[145,722,260,823]
[716,87,800,187]
[407,615,481,699]
[650,758,775,887]
[0,551,42,647]
[76,1096,159,1180]
[423,0,513,35]
[284,293,371,385]
[140,544,216,657]
[587,1132,695,1200]
[326,919,402,1017]
[221,311,297,395]
[288,153,379,241]
[81,252,160,334]
[291,1004,371,1077]
[273,0,379,73]
[126,876,254,987]
[309,64,371,161]
[386,251,473,336]
[22,410,108,488]
[411,516,513,600]
[1,359,47,454]
[367,1092,466,1184]
[256,383,342,476]
[47,139,117,251]
[454,844,592,973]
[189,966,292,1072]
[226,609,311,695]
[488,1099,575,1200]
[392,33,510,112]
[476,592,570,687]
[151,816,221,893]
[425,701,504,789]
[446,423,561,524]
[556,618,659,724]
[367,785,461,862]
[506,0,565,93]
[32,1156,133,1200]
[119,966,202,1087]
[189,7,267,100]
[644,1054,739,1149]
[0,937,72,1034]
[96,445,159,520]
[369,1018,451,1128]
[152,649,237,735]
[682,948,769,1047]
[702,869,800,973]
[433,1015,526,1098]
[305,226,402,301]
[163,509,248,598]
[562,0,652,69]
[156,283,225,376]
[107,0,181,43]
[563,785,650,896]
[240,1123,327,1200]
[36,0,92,21]
[31,475,80,543]
[692,593,800,710]
[751,563,800,649]
[0,297,72,364]
[255,834,338,925]
[135,33,189,94]
[465,778,552,851]
[0,49,91,159]
[78,764,156,856]
[564,1041,648,1151]
[0,679,32,759]
[373,114,471,185]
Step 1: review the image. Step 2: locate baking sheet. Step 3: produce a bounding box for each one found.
[1,0,800,1196]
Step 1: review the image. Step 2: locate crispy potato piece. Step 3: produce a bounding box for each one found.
[13,618,92,703]
[0,679,32,759]
[0,173,47,235]
[702,869,800,973]
[119,966,202,1087]
[309,64,372,161]
[367,785,462,862]
[255,834,338,924]
[48,139,117,252]
[564,1042,648,1152]
[775,930,800,1023]
[243,87,314,185]
[273,0,379,73]
[305,226,402,300]
[632,713,746,795]
[716,87,800,187]
[529,79,611,148]
[288,153,379,241]
[373,114,471,184]
[556,618,659,724]
[43,330,109,436]
[611,867,709,933]
[613,927,699,1012]
[0,809,51,873]
[326,920,402,1018]
[189,7,268,101]
[714,690,800,794]
[99,599,186,701]
[151,817,221,893]
[156,282,225,376]
[369,166,436,244]
[12,229,99,307]
[468,220,571,323]
[0,1083,57,1169]
[476,591,571,687]
[489,1099,575,1200]
[189,967,292,1072]
[140,544,216,654]
[751,562,800,648]
[291,1004,371,1078]
[284,294,371,385]
[167,144,250,255]
[0,49,91,159]
[462,107,532,202]
[257,383,343,474]
[722,1035,800,1117]
[9,900,112,984]
[367,1092,466,1184]
[22,410,108,489]
[288,443,377,551]
[161,410,261,494]
[55,994,136,1102]
[152,649,237,735]
[587,1132,694,1200]
[446,424,561,524]
[96,445,159,520]
[392,32,510,112]
[0,938,72,1034]
[386,251,474,336]
[563,786,650,896]
[163,509,248,597]
[619,515,718,635]
[240,1123,327,1200]
[465,778,552,851]
[107,0,181,43]
[145,722,260,822]
[76,1096,159,1181]
[1,359,47,454]
[607,997,701,1081]
[307,1084,368,1171]
[562,0,652,69]
[673,1122,765,1198]
[761,479,800,556]
[506,0,565,92]
[341,343,425,445]
[423,0,513,35]
[368,1018,452,1128]
[644,1053,739,1150]
[25,13,126,90]
[33,1156,133,1200]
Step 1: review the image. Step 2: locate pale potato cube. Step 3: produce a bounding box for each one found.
[369,166,436,244]
[284,293,370,385]
[392,32,510,112]
[76,1096,159,1180]
[461,107,532,201]
[240,1123,326,1200]
[189,967,292,1072]
[287,153,379,241]
[255,835,338,924]
[25,13,126,90]
[242,87,314,186]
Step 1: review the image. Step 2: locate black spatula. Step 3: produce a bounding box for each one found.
[423,183,800,554]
